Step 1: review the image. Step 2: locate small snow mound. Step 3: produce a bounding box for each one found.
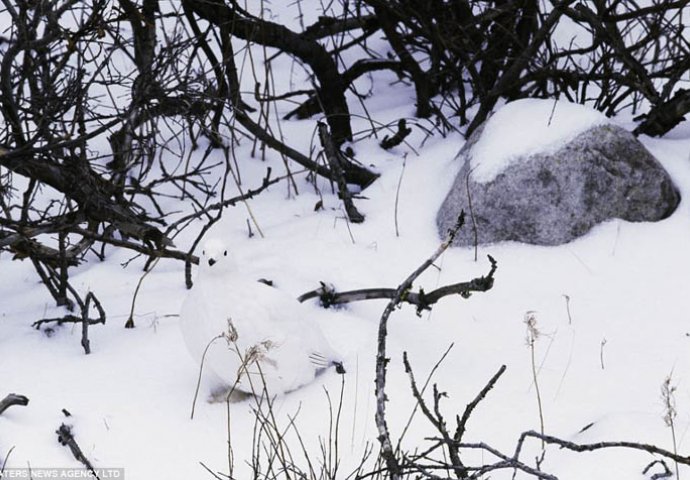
[470,98,611,183]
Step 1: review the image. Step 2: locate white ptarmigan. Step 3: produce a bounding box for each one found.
[180,238,344,396]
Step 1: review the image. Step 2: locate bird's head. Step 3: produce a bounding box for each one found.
[199,238,237,276]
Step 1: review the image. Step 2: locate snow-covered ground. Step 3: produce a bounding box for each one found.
[2,101,689,478]
[1,4,689,480]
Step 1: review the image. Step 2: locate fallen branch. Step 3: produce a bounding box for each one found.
[32,288,105,355]
[634,89,690,137]
[318,122,365,224]
[518,430,690,466]
[56,424,100,479]
[32,315,104,329]
[380,119,412,150]
[0,394,29,415]
[32,316,82,328]
[448,441,559,479]
[643,459,673,480]
[298,255,497,313]
[443,429,690,479]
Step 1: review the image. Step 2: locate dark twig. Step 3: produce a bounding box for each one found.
[318,122,365,224]
[1,446,14,475]
[643,459,673,480]
[80,291,105,353]
[466,1,575,136]
[0,394,29,416]
[466,168,478,262]
[455,365,507,443]
[32,315,104,329]
[396,344,455,452]
[56,424,100,480]
[450,441,559,480]
[297,255,497,313]
[165,167,285,233]
[199,461,229,480]
[32,287,105,355]
[394,157,406,237]
[634,89,690,137]
[403,352,466,478]
[518,430,690,466]
[380,119,412,150]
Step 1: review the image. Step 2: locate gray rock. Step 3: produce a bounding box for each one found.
[437,124,680,246]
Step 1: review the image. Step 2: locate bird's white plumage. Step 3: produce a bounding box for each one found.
[180,238,341,396]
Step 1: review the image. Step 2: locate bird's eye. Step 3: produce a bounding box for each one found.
[224,250,228,256]
[202,250,205,256]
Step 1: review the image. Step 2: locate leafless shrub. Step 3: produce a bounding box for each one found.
[1,1,686,327]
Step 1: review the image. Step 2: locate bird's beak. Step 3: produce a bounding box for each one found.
[208,258,216,267]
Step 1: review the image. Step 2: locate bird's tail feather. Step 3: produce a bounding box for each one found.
[309,352,346,374]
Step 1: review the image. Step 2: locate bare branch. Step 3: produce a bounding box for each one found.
[374,212,466,479]
[318,122,365,224]
[0,394,29,416]
[298,255,497,313]
[455,365,507,444]
[56,423,100,479]
[520,430,690,466]
[634,89,690,137]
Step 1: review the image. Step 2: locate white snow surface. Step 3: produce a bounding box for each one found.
[470,98,612,183]
[2,116,688,480]
[1,5,689,480]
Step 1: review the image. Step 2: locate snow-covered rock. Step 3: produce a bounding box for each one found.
[469,98,612,183]
[437,101,680,246]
